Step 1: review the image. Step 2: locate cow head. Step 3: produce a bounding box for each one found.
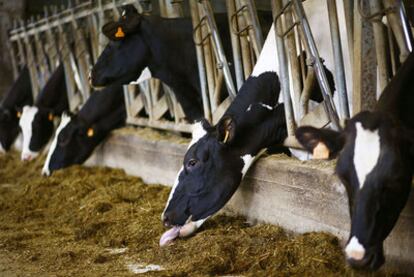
[42,113,99,176]
[0,108,20,153]
[161,102,287,242]
[19,105,55,161]
[90,5,149,87]
[296,111,414,270]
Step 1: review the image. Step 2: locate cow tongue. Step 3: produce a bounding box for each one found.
[159,221,199,247]
[159,226,181,247]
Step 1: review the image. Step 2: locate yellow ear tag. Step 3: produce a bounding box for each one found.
[48,113,54,121]
[87,128,94,137]
[313,142,330,160]
[115,27,125,38]
[223,130,230,143]
[16,111,21,118]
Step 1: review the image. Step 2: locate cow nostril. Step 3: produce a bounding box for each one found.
[162,213,172,227]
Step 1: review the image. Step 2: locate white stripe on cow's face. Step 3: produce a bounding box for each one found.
[19,106,39,161]
[42,114,72,176]
[188,121,207,149]
[345,236,366,261]
[162,166,184,220]
[162,122,208,221]
[0,142,5,154]
[353,122,381,189]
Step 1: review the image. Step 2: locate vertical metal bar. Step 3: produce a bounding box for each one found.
[327,0,350,118]
[368,0,391,93]
[43,7,60,71]
[284,9,302,119]
[344,0,354,67]
[21,19,40,99]
[292,0,341,130]
[6,39,19,80]
[201,0,237,98]
[383,0,412,62]
[240,0,264,55]
[190,0,212,121]
[226,0,244,89]
[273,0,295,136]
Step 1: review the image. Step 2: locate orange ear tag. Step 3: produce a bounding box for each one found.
[87,128,94,137]
[313,142,330,160]
[16,111,21,118]
[48,113,54,121]
[115,27,125,38]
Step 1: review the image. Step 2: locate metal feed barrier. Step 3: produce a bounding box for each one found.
[7,0,413,141]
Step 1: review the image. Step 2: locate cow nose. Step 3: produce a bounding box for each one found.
[22,153,32,161]
[162,212,173,227]
[347,250,385,271]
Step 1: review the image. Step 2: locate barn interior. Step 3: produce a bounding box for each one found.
[0,0,413,275]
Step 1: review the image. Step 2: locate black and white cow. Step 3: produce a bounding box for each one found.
[42,85,125,176]
[90,5,237,121]
[295,52,414,270]
[159,20,338,245]
[19,63,68,161]
[0,66,33,153]
[160,71,287,245]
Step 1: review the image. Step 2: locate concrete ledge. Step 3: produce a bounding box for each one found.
[86,128,414,273]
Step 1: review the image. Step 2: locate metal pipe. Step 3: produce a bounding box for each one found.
[226,0,244,89]
[383,0,412,62]
[284,8,302,119]
[292,0,341,130]
[201,0,237,99]
[190,0,212,121]
[272,0,295,136]
[327,0,350,118]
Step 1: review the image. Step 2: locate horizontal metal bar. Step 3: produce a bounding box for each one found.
[9,0,137,40]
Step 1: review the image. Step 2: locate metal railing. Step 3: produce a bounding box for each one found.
[7,0,412,141]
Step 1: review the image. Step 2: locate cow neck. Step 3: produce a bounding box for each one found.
[376,52,414,130]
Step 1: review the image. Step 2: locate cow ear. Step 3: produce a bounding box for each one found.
[295,126,345,159]
[102,13,142,41]
[102,22,126,41]
[217,115,236,144]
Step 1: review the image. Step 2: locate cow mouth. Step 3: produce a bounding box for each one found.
[159,221,199,247]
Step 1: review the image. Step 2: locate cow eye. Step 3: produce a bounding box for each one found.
[186,159,198,169]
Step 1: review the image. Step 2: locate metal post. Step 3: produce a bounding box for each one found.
[240,0,264,55]
[327,0,350,118]
[190,0,212,121]
[292,0,341,130]
[201,0,237,98]
[273,0,295,136]
[383,0,413,62]
[226,0,244,89]
[368,0,391,93]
